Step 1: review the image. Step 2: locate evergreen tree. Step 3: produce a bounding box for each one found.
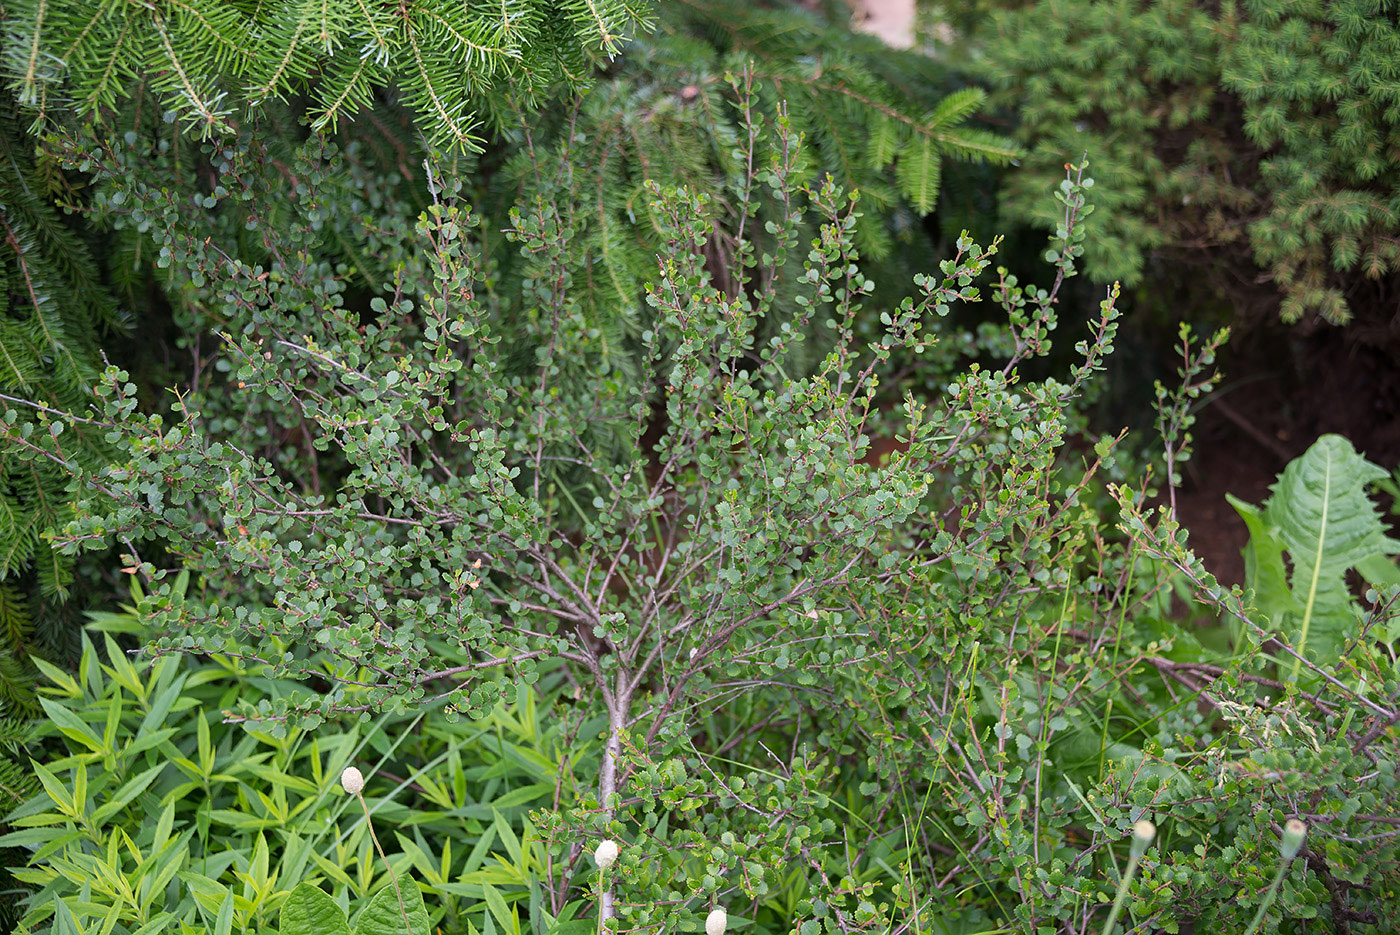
[1,0,653,150]
[0,95,122,678]
[947,0,1400,325]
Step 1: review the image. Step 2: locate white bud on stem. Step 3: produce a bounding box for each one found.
[340,766,365,796]
[594,839,620,871]
[706,907,727,935]
[1129,819,1156,859]
[1281,819,1307,860]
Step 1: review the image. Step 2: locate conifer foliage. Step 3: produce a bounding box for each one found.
[0,93,119,856]
[0,95,121,690]
[952,0,1400,324]
[475,0,1021,387]
[2,0,652,149]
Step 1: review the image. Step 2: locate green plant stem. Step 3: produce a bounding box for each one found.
[1098,553,1137,782]
[1100,853,1143,935]
[1240,852,1298,935]
[358,792,412,935]
[1290,460,1330,681]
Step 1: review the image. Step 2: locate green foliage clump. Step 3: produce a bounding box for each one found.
[1,0,652,149]
[1,9,1398,931]
[493,0,1020,284]
[3,619,589,935]
[952,0,1400,324]
[1230,434,1400,672]
[0,0,1020,506]
[281,881,432,935]
[0,90,124,844]
[2,84,1396,931]
[0,694,37,932]
[0,96,119,607]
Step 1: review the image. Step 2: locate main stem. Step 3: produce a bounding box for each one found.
[1101,853,1143,935]
[598,673,632,927]
[359,793,412,934]
[1240,853,1297,935]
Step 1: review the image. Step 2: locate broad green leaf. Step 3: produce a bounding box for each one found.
[280,883,351,935]
[127,726,181,756]
[311,851,357,889]
[459,822,498,875]
[197,712,213,775]
[394,831,444,884]
[102,694,122,752]
[354,878,429,935]
[140,838,188,914]
[32,654,81,695]
[1264,434,1395,670]
[1356,553,1400,589]
[102,632,146,699]
[31,759,76,814]
[489,783,553,809]
[214,890,234,935]
[207,808,280,830]
[72,764,87,818]
[127,915,178,935]
[140,671,188,735]
[1227,493,1298,628]
[53,898,84,935]
[152,801,176,851]
[243,762,319,794]
[0,826,80,848]
[493,809,522,868]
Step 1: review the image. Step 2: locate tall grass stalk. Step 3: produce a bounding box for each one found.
[1101,820,1155,934]
[1241,820,1308,935]
[343,767,412,935]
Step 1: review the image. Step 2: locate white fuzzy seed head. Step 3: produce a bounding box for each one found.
[706,908,727,935]
[594,839,620,871]
[340,766,365,796]
[1282,819,1308,860]
[1129,819,1156,859]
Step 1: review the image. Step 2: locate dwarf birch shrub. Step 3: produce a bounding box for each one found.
[6,103,1399,932]
[5,105,1110,922]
